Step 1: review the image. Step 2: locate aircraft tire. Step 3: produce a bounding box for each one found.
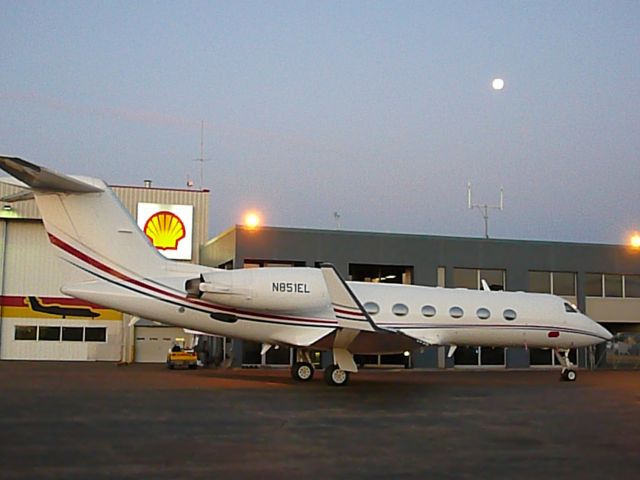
[291,362,314,381]
[563,369,577,382]
[324,364,349,386]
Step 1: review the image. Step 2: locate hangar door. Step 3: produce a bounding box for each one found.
[135,326,192,363]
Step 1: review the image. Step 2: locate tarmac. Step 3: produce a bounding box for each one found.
[0,361,639,479]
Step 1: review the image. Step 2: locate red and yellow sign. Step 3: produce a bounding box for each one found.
[143,211,186,250]
[137,203,193,260]
[0,296,122,321]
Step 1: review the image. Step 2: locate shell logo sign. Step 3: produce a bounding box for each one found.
[144,211,185,250]
[137,203,193,260]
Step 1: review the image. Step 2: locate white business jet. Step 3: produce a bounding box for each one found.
[0,156,612,386]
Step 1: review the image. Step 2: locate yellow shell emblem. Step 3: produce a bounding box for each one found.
[143,211,186,250]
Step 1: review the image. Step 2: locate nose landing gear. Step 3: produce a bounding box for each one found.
[554,348,577,382]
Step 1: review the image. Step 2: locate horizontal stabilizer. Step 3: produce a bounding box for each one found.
[0,156,103,193]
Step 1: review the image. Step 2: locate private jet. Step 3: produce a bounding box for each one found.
[0,156,612,385]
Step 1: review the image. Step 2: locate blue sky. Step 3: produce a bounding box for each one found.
[1,1,639,243]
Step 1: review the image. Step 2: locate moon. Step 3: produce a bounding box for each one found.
[492,78,505,90]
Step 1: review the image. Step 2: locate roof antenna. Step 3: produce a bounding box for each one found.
[193,120,210,189]
[467,182,504,239]
[333,211,341,230]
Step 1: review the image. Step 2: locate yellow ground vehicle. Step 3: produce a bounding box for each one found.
[166,349,198,369]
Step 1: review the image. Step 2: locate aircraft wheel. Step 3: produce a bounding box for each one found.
[324,364,349,386]
[291,362,314,381]
[561,369,577,382]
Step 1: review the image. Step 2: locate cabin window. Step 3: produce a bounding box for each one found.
[449,306,464,318]
[564,302,578,313]
[503,309,517,321]
[476,307,491,320]
[364,302,380,315]
[392,303,409,316]
[421,305,437,317]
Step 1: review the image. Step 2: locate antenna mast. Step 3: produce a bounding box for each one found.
[467,182,504,239]
[193,120,210,189]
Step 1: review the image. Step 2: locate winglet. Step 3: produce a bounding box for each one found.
[320,263,386,332]
[0,156,103,193]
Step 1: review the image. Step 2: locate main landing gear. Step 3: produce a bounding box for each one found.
[291,349,314,382]
[324,364,350,386]
[554,348,577,382]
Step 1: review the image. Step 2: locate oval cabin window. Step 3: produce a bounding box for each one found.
[503,309,517,321]
[449,306,464,318]
[476,307,491,320]
[421,305,437,317]
[392,303,409,316]
[364,301,380,315]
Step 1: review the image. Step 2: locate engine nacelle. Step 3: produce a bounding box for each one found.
[188,267,331,313]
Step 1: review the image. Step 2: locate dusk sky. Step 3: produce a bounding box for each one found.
[1,1,639,244]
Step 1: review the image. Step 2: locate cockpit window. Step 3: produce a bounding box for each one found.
[564,302,578,313]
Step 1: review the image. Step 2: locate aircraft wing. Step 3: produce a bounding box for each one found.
[320,263,389,332]
[391,328,444,347]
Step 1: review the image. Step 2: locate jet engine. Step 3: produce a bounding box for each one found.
[185,267,331,313]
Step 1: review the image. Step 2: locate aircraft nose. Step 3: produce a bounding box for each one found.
[585,315,613,341]
[597,323,614,341]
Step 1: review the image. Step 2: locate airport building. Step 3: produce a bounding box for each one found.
[201,226,640,370]
[1,179,639,369]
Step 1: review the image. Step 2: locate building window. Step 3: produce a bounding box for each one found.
[244,260,305,268]
[604,274,622,298]
[528,271,575,296]
[62,327,84,342]
[421,305,437,317]
[553,272,576,296]
[38,326,61,341]
[476,307,491,319]
[453,268,505,290]
[625,275,640,298]
[349,264,413,284]
[528,271,551,293]
[453,268,477,289]
[364,302,380,315]
[14,326,37,340]
[392,303,409,316]
[85,327,107,342]
[449,306,464,318]
[585,273,603,297]
[503,309,517,321]
[480,269,505,290]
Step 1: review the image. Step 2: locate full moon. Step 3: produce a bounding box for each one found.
[492,78,505,90]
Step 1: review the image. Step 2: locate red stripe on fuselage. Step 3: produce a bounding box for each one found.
[48,233,338,326]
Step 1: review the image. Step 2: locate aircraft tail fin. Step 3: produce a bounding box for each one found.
[0,156,169,282]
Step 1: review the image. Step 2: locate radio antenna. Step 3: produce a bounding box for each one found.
[193,120,210,189]
[467,182,504,239]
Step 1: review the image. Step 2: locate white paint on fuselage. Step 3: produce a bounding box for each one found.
[349,282,611,348]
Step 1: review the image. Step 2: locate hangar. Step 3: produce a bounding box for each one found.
[1,178,638,370]
[0,180,209,362]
